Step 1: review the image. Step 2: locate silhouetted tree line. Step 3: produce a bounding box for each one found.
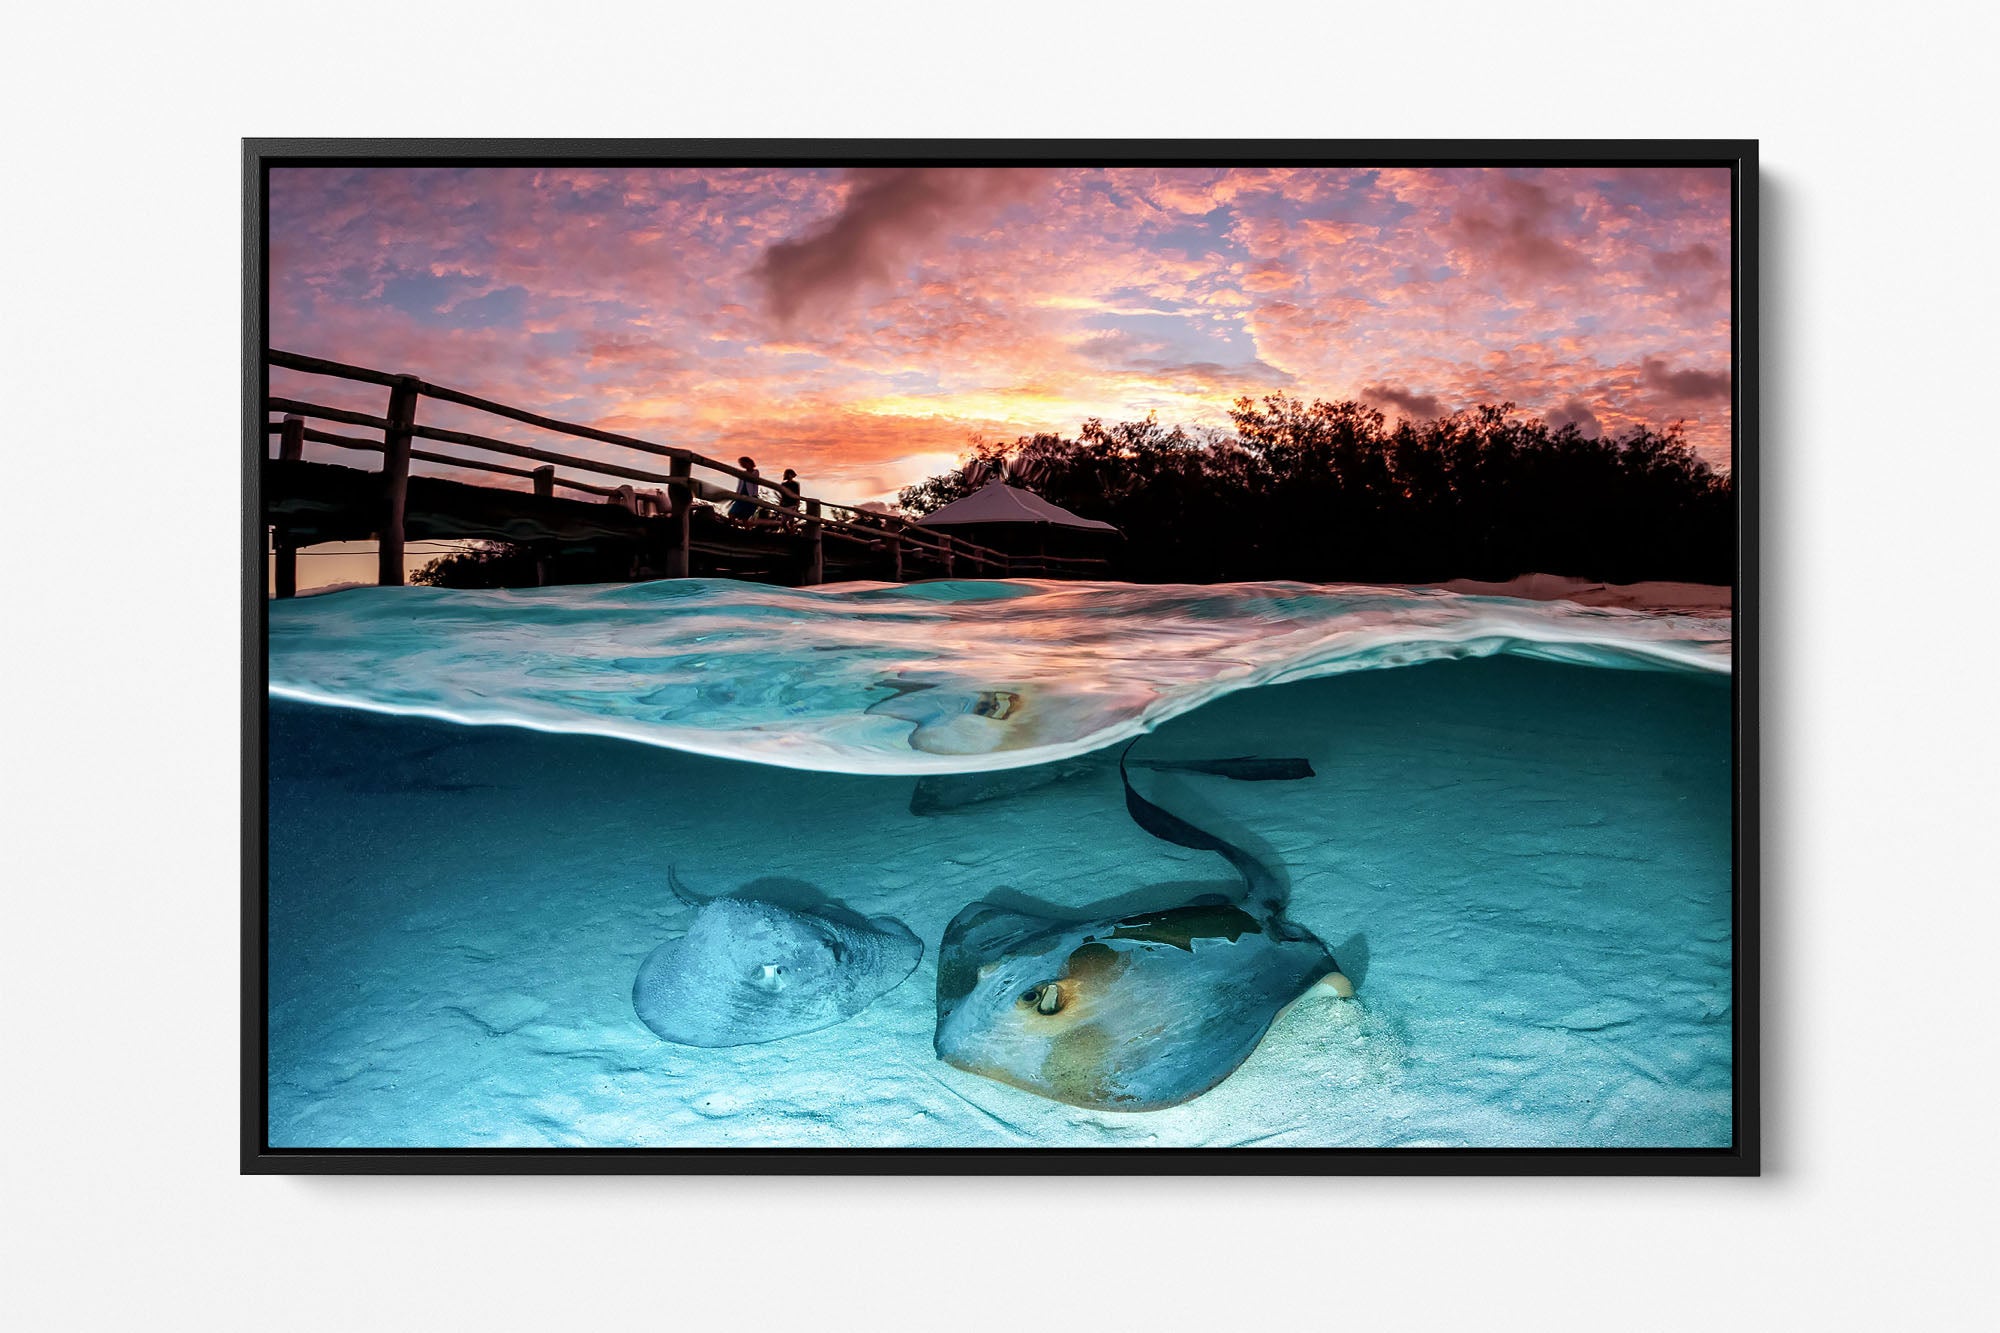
[898,393,1733,585]
[412,541,642,588]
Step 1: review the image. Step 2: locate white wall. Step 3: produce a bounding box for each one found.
[6,2,1995,1328]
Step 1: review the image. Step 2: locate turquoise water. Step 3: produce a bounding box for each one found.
[269,578,1728,772]
[265,579,1733,1149]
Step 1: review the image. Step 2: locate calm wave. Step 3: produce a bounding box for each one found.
[267,578,1731,774]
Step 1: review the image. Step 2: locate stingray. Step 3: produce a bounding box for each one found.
[632,870,923,1047]
[865,681,1035,755]
[932,746,1350,1110]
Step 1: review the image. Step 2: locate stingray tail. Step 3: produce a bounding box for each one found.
[1119,741,1287,912]
[666,864,711,909]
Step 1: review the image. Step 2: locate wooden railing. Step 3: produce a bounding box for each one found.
[262,350,1103,592]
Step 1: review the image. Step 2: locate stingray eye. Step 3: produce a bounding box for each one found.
[1019,982,1064,1015]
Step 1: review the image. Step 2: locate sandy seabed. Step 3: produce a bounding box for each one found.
[266,648,1732,1150]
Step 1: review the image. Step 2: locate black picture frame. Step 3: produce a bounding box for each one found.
[243,138,1758,1175]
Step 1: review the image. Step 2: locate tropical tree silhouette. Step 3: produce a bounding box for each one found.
[899,394,1732,585]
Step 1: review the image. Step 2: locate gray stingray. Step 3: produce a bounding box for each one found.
[633,871,923,1047]
[933,747,1349,1110]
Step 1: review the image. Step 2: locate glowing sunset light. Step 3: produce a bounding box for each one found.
[269,165,1731,507]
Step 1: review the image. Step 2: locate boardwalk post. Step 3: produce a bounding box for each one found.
[273,415,305,599]
[666,455,692,578]
[377,376,420,586]
[942,534,957,578]
[804,499,825,586]
[890,525,904,582]
[530,467,554,585]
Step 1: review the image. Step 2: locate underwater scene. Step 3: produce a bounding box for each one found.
[266,578,1733,1149]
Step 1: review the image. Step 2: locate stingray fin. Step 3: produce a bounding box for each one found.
[937,901,1066,1012]
[1318,971,1355,998]
[939,901,1064,956]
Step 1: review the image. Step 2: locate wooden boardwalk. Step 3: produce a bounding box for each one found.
[262,350,1105,596]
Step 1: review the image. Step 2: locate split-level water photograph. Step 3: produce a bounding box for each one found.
[256,157,1743,1157]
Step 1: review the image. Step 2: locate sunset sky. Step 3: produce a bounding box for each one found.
[269,165,1732,506]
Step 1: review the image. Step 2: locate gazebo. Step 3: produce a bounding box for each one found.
[913,480,1120,565]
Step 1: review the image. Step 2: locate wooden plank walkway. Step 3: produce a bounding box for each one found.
[261,350,1106,595]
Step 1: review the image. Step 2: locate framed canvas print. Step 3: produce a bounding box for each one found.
[245,139,1756,1173]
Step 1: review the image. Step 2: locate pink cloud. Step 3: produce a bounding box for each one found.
[266,164,1737,502]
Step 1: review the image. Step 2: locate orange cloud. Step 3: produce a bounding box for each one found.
[267,164,1737,503]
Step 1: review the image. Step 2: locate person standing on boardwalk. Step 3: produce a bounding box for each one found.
[778,468,802,527]
[727,456,761,521]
